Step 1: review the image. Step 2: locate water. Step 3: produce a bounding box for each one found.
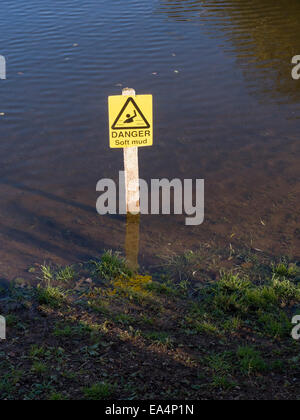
[0,0,299,280]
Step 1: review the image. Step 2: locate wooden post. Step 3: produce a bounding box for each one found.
[122,88,140,269]
[122,88,140,215]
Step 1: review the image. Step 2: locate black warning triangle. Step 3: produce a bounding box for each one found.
[112,97,150,130]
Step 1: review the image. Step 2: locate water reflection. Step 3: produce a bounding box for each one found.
[125,214,140,270]
[158,0,300,103]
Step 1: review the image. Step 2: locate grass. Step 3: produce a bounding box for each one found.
[91,251,133,280]
[40,265,53,283]
[31,362,48,375]
[48,392,67,401]
[53,321,91,338]
[5,314,19,327]
[272,262,299,279]
[258,311,291,339]
[143,331,174,346]
[1,249,300,400]
[237,346,267,375]
[160,250,203,285]
[197,320,220,335]
[29,345,47,360]
[36,265,67,308]
[56,266,76,283]
[36,284,66,308]
[207,353,232,375]
[113,313,135,325]
[211,375,236,390]
[206,352,237,390]
[187,267,300,339]
[83,382,114,400]
[223,316,242,332]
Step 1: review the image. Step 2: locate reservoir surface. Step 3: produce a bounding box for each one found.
[0,0,300,281]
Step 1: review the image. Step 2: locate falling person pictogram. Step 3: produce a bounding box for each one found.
[111,97,151,130]
[124,110,137,124]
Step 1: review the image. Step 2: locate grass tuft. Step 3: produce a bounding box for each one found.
[36,284,66,308]
[83,382,114,400]
[237,346,267,375]
[91,251,133,280]
[56,266,75,283]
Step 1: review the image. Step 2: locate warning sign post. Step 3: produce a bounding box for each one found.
[108,88,153,269]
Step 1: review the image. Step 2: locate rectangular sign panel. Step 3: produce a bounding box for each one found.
[108,95,153,148]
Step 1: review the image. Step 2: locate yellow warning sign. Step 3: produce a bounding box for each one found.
[108,95,153,148]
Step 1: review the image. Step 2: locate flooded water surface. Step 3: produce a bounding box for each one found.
[0,0,300,281]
